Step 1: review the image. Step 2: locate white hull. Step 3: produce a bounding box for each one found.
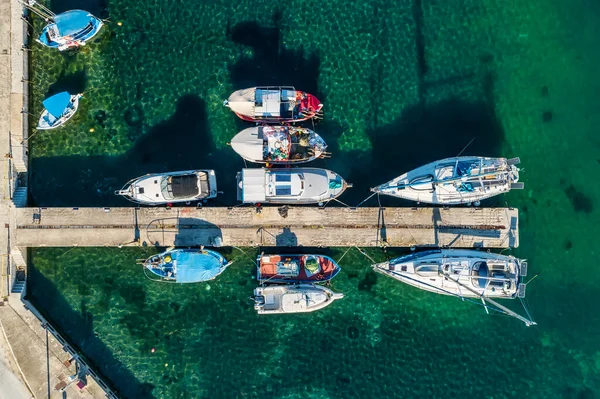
[253,284,343,314]
[116,170,218,205]
[37,94,82,130]
[372,156,522,205]
[237,168,350,205]
[373,249,527,299]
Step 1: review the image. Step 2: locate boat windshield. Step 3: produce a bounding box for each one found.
[161,174,199,199]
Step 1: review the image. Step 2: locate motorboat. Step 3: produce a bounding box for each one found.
[37,92,82,130]
[257,254,341,283]
[37,9,104,51]
[230,125,327,164]
[236,168,350,205]
[253,284,344,314]
[223,87,323,123]
[372,249,528,299]
[142,248,231,283]
[371,156,523,205]
[115,170,218,205]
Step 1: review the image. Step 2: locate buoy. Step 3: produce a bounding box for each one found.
[89,128,95,132]
[151,348,155,353]
[117,21,123,26]
[165,363,168,367]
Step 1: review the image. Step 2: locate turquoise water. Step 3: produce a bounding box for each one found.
[27,0,600,398]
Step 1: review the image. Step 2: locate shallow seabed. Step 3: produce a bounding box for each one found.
[28,0,600,398]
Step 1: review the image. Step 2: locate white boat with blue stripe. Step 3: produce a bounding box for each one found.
[142,248,232,283]
[371,156,523,205]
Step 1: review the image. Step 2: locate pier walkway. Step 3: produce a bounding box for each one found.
[15,206,519,248]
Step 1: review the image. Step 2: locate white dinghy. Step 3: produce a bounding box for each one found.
[236,168,351,205]
[253,284,344,314]
[116,170,218,205]
[371,156,523,205]
[373,249,536,326]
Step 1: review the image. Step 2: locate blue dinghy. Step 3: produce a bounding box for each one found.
[38,10,103,51]
[142,248,232,283]
[37,92,83,130]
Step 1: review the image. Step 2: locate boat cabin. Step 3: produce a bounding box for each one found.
[161,174,206,200]
[254,87,298,119]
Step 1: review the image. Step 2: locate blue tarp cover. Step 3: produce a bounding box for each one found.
[42,92,71,118]
[173,250,224,283]
[55,10,92,36]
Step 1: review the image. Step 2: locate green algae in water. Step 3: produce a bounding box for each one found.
[27,0,600,398]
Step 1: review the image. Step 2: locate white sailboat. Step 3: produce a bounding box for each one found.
[373,249,536,326]
[371,156,523,205]
[253,284,344,314]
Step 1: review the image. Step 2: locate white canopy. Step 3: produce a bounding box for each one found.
[226,88,256,117]
[230,127,264,161]
[240,168,266,203]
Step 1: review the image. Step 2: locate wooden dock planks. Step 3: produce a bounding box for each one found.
[15,206,519,248]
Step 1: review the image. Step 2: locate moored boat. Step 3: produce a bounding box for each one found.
[37,9,104,51]
[142,248,231,283]
[115,170,218,205]
[372,249,528,299]
[236,168,350,205]
[230,125,327,164]
[371,156,523,205]
[257,254,341,283]
[223,87,323,123]
[253,284,344,314]
[37,92,82,130]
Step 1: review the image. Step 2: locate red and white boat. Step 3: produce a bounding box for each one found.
[224,86,323,123]
[256,254,341,283]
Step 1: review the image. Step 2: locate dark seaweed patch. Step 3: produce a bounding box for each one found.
[564,184,594,213]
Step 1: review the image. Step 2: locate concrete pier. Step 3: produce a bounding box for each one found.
[15,206,519,248]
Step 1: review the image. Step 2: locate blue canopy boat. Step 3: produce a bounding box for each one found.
[142,248,232,283]
[37,92,83,130]
[37,9,104,51]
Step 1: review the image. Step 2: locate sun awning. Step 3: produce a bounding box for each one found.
[231,127,264,161]
[174,251,223,283]
[241,168,266,203]
[226,88,256,117]
[42,92,71,118]
[54,10,92,36]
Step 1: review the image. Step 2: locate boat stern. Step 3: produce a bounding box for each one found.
[205,170,218,198]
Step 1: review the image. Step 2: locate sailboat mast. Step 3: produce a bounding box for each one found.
[444,272,536,326]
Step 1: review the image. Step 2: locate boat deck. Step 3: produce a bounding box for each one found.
[15,206,519,248]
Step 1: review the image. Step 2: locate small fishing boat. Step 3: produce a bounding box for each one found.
[37,9,104,51]
[253,284,344,314]
[223,87,323,123]
[237,168,350,205]
[230,125,327,164]
[373,249,528,299]
[371,156,523,205]
[372,249,536,326]
[115,170,218,205]
[37,92,82,130]
[257,254,341,283]
[142,248,231,283]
